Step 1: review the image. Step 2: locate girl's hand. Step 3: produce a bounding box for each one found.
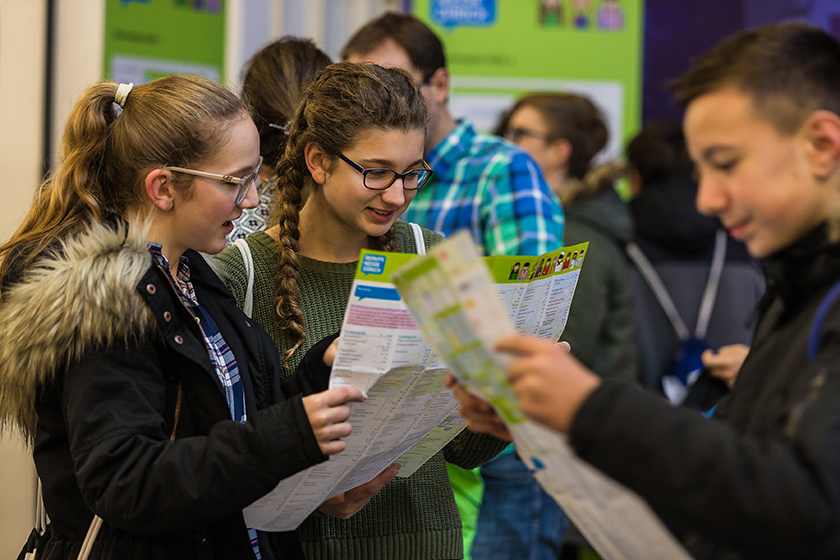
[302,386,365,455]
[445,373,512,441]
[496,335,600,433]
[317,463,401,519]
[702,344,749,389]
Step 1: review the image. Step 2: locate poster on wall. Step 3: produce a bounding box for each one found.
[411,0,643,159]
[104,0,225,85]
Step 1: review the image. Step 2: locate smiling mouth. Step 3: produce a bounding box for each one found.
[725,220,749,239]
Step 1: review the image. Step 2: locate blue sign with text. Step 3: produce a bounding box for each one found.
[431,0,496,28]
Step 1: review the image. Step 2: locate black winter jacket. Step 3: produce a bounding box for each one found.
[0,221,330,560]
[570,223,840,559]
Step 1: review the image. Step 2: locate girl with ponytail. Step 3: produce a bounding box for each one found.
[216,62,508,560]
[0,75,365,560]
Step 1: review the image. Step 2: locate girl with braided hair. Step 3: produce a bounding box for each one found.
[217,61,508,560]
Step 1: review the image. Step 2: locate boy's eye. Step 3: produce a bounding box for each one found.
[712,159,738,173]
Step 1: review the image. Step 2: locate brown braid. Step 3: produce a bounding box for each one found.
[271,137,308,363]
[269,62,428,362]
[371,225,399,253]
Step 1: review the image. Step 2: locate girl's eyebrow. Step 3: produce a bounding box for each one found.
[361,158,425,168]
[229,159,261,177]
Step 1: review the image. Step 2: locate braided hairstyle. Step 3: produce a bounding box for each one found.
[271,62,427,362]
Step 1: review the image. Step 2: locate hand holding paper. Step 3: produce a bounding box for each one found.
[301,387,366,456]
[445,373,511,441]
[391,231,690,560]
[317,463,401,519]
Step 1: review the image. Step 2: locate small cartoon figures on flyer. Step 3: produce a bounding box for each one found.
[562,251,574,270]
[509,262,521,280]
[542,258,552,276]
[519,262,531,280]
[532,258,545,279]
[552,252,564,274]
[575,248,586,267]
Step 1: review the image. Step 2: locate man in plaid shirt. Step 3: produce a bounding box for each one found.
[344,12,567,560]
[343,14,564,259]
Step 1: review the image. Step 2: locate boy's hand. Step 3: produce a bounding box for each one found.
[702,344,749,389]
[302,386,365,455]
[497,335,600,433]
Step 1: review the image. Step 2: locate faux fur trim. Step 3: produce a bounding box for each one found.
[0,220,158,442]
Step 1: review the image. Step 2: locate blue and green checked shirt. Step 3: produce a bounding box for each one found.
[403,119,564,257]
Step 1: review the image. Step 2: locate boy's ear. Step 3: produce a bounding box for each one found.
[425,67,450,107]
[803,110,840,180]
[304,142,330,185]
[628,168,643,197]
[145,169,175,212]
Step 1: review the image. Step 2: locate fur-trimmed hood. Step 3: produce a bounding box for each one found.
[0,220,158,442]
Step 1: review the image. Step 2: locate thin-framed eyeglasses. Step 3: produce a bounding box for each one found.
[334,152,433,191]
[504,127,552,144]
[163,156,263,205]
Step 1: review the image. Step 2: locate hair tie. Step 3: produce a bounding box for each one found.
[114,82,134,109]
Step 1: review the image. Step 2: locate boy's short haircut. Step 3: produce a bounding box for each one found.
[341,12,446,83]
[670,22,840,134]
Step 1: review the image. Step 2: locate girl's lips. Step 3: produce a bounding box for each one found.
[222,220,234,233]
[367,207,396,223]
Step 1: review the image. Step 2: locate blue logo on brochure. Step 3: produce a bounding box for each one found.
[354,285,401,302]
[361,254,386,275]
[431,0,496,27]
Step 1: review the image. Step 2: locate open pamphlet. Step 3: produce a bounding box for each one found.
[243,234,589,533]
[390,232,691,560]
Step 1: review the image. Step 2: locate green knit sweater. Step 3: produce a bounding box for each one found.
[216,220,507,560]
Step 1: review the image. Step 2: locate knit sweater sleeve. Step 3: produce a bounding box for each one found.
[443,429,509,469]
[213,243,248,309]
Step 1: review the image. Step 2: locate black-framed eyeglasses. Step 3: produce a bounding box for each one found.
[163,156,263,205]
[504,127,552,144]
[334,152,433,191]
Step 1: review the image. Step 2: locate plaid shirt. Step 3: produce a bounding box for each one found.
[149,244,246,422]
[149,244,261,558]
[402,119,564,257]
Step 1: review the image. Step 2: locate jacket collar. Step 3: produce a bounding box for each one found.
[763,222,840,309]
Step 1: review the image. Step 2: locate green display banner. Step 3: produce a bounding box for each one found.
[104,0,226,85]
[412,0,643,157]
